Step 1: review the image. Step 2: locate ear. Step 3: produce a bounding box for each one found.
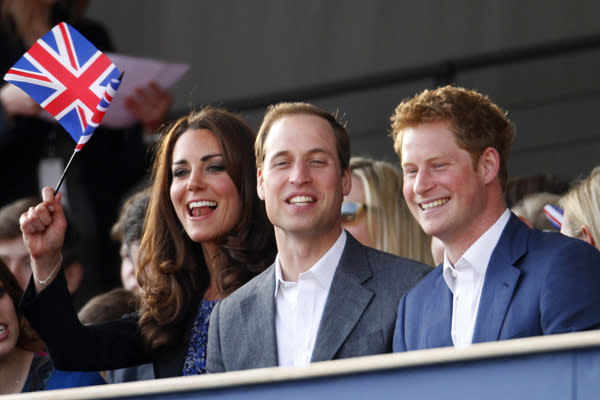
[478,147,500,185]
[257,168,265,200]
[64,262,84,294]
[581,224,596,247]
[342,168,352,196]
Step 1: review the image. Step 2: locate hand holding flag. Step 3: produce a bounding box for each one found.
[3,22,123,192]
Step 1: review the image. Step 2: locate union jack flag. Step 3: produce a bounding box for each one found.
[3,22,120,149]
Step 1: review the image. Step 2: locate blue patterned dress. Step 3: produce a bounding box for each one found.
[182,299,218,375]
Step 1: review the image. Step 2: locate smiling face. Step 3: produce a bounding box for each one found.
[257,114,351,242]
[169,129,242,244]
[401,121,494,247]
[0,283,19,360]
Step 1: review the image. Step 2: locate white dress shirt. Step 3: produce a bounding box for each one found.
[442,209,510,348]
[274,231,347,367]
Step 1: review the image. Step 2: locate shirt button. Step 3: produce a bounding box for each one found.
[451,270,457,278]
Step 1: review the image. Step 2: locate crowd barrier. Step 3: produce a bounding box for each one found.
[5,330,600,400]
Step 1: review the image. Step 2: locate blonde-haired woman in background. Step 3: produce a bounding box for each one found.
[560,166,600,250]
[342,156,434,266]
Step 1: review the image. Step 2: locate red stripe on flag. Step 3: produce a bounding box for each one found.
[6,68,52,83]
[58,23,78,70]
[27,42,111,116]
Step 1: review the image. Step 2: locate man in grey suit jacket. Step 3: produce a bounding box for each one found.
[207,102,431,373]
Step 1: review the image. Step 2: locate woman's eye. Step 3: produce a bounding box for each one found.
[172,168,189,178]
[207,164,225,173]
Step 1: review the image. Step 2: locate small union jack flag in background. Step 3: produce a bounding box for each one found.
[3,22,121,151]
[543,204,564,230]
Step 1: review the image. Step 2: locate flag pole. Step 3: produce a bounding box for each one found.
[54,149,77,194]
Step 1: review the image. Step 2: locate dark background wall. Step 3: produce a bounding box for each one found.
[87,0,600,182]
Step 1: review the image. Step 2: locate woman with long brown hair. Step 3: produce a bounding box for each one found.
[19,107,276,378]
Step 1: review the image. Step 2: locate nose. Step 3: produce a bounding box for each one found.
[413,169,434,195]
[289,160,311,185]
[186,169,206,191]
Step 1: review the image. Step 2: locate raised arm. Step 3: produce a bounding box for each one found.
[19,186,66,293]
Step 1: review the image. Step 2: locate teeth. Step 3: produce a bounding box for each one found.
[289,195,315,205]
[189,200,217,209]
[421,198,449,210]
[0,325,5,335]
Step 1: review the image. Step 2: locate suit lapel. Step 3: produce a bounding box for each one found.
[472,214,528,343]
[311,236,373,362]
[424,273,454,348]
[240,266,278,367]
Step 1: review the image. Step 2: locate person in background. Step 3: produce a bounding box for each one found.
[0,0,172,298]
[0,196,86,309]
[77,287,154,382]
[0,259,104,394]
[504,174,569,209]
[390,85,600,352]
[77,288,137,326]
[342,156,434,265]
[560,166,600,250]
[19,108,276,378]
[510,192,562,231]
[207,102,431,373]
[110,187,151,294]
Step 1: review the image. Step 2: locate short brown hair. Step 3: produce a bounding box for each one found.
[0,197,81,267]
[255,102,350,172]
[390,85,515,190]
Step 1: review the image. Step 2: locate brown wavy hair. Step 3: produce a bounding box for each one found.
[391,85,515,191]
[0,260,45,352]
[137,107,276,349]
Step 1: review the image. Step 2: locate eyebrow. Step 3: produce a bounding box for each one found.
[402,154,448,167]
[269,148,333,160]
[172,153,223,166]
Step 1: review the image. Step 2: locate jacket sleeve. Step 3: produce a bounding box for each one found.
[20,270,151,371]
[393,294,408,352]
[540,240,600,334]
[206,299,225,373]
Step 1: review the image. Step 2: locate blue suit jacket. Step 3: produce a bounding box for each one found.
[394,213,600,351]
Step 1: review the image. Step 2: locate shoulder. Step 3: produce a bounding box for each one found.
[356,241,433,279]
[217,264,275,308]
[520,228,600,266]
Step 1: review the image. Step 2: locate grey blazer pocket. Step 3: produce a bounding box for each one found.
[340,329,385,357]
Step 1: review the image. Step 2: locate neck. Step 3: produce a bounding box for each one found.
[275,227,342,282]
[444,207,507,264]
[201,242,223,301]
[0,348,34,394]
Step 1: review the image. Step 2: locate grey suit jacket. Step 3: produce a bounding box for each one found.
[207,234,432,372]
